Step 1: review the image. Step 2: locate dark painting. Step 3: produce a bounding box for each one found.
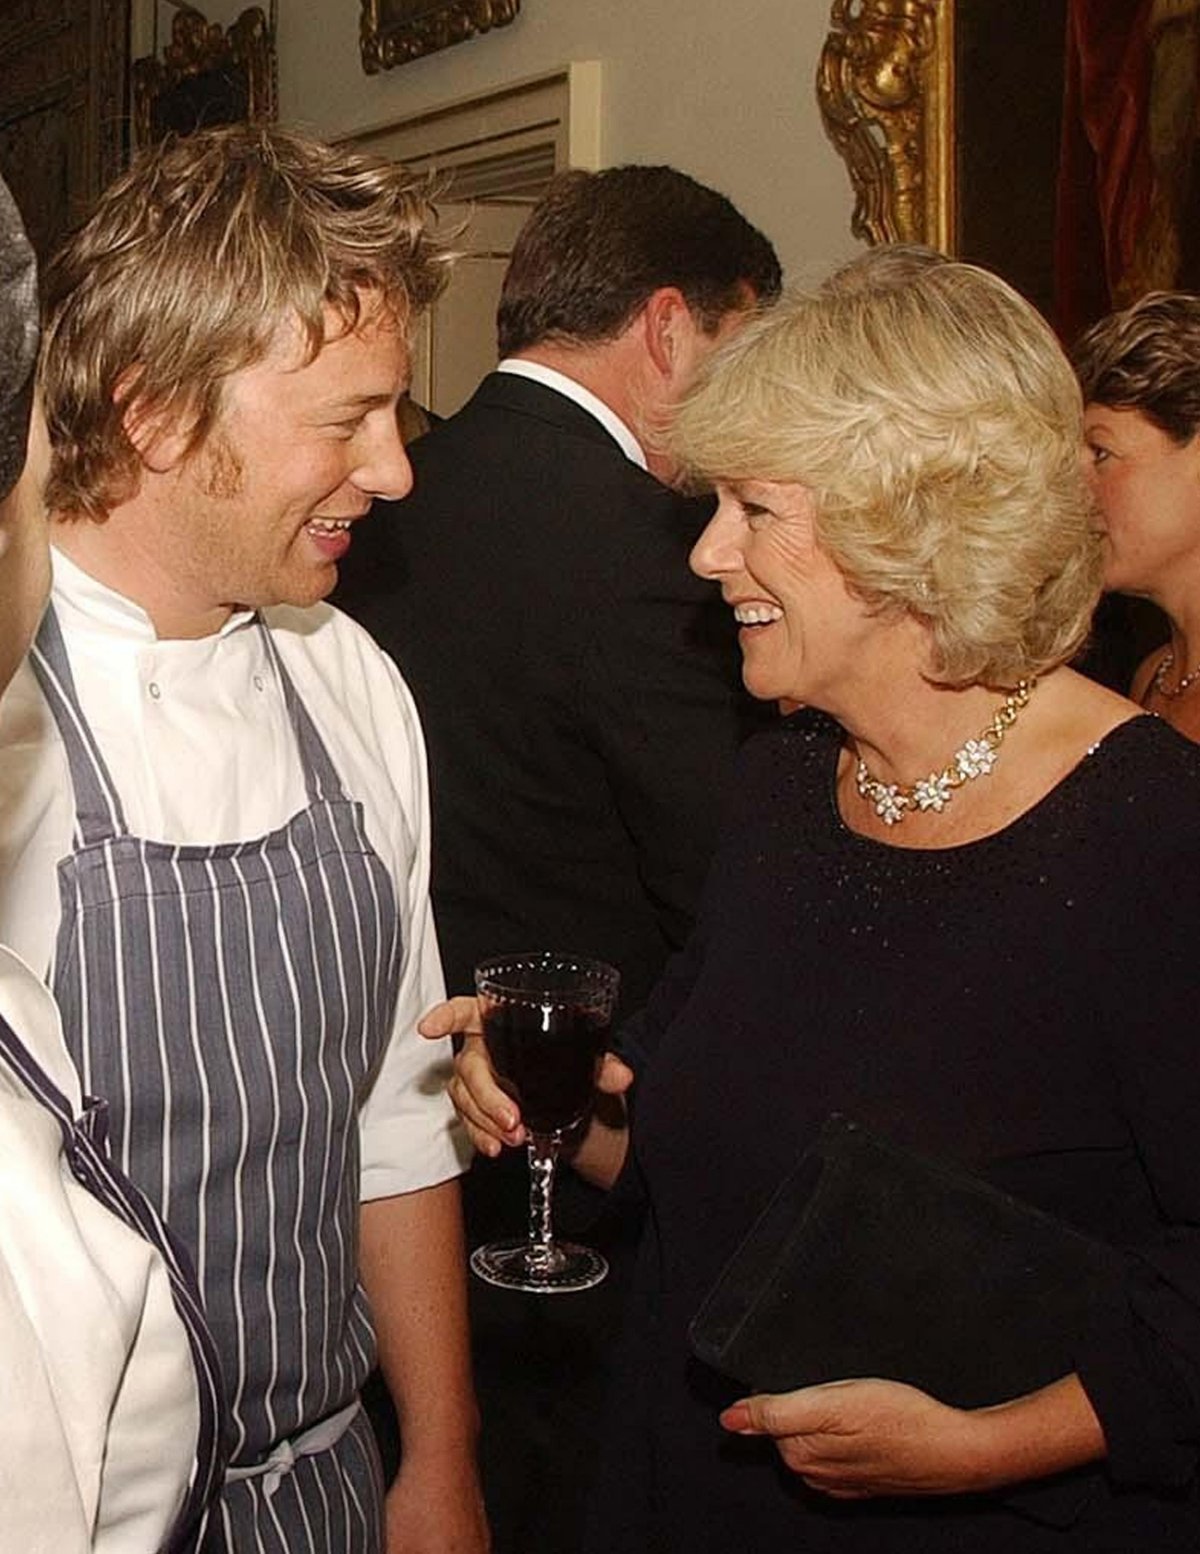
[955,0,1068,325]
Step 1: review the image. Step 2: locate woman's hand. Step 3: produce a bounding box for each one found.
[418,996,635,1166]
[418,996,519,1155]
[719,1373,1105,1499]
[720,1378,988,1498]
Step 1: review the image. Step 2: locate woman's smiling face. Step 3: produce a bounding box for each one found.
[689,478,886,709]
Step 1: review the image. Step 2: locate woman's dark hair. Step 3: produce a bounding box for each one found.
[1073,291,1200,444]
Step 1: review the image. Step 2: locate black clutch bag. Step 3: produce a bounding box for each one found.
[689,1114,1127,1408]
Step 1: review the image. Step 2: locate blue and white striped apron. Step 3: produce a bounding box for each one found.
[31,607,404,1553]
[0,1004,225,1553]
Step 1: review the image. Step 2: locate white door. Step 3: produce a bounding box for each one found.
[409,198,535,418]
[344,64,602,422]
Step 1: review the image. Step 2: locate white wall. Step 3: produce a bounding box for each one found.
[273,0,862,285]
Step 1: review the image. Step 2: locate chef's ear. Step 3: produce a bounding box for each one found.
[116,368,195,473]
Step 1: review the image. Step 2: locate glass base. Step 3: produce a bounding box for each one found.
[470,1236,608,1294]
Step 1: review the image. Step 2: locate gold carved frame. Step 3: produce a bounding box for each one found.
[817,0,954,249]
[132,6,277,148]
[360,0,521,74]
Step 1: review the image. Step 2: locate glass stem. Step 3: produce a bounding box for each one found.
[525,1132,561,1269]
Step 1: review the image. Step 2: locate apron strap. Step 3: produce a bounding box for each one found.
[29,607,130,849]
[0,1006,227,1550]
[256,618,348,805]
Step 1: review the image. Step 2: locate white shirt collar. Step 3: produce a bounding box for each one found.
[50,542,256,643]
[496,358,648,469]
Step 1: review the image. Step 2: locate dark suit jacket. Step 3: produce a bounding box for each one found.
[335,370,767,1014]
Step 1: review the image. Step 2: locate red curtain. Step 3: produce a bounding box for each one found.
[1056,0,1155,340]
[1055,0,1200,340]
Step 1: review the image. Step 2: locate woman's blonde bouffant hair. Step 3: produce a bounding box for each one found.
[670,254,1102,687]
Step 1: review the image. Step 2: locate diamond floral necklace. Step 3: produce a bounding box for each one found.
[1151,649,1200,700]
[854,680,1036,826]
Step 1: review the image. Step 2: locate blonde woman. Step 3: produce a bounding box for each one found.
[431,258,1200,1552]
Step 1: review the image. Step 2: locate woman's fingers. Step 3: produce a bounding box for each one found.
[447,1036,526,1154]
[418,994,484,1040]
[596,1052,635,1095]
[422,1001,634,1157]
[421,995,525,1151]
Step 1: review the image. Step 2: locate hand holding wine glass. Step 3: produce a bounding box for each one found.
[418,998,529,1153]
[420,952,626,1293]
[420,991,634,1162]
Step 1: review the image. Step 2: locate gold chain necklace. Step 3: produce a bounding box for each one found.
[854,680,1036,827]
[1151,649,1200,700]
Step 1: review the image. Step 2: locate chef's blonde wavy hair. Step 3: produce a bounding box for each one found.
[40,123,452,520]
[670,255,1102,687]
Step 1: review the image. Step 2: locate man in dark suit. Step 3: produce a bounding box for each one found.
[335,163,781,1552]
[338,165,780,1009]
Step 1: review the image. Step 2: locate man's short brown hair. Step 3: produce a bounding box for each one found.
[496,165,781,357]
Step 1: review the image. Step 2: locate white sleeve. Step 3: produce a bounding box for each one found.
[358,823,472,1200]
[267,607,472,1199]
[0,1228,93,1554]
[333,625,471,1198]
[0,1089,199,1554]
[0,949,198,1554]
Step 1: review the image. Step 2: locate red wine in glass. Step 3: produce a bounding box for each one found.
[470,951,620,1294]
[483,999,611,1136]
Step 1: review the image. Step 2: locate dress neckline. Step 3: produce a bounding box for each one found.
[818,710,1156,859]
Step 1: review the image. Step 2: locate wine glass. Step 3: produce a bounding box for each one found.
[469,951,620,1294]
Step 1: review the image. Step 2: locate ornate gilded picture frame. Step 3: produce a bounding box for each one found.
[132,5,277,148]
[819,1,1200,336]
[360,0,521,74]
[817,0,1064,319]
[817,0,952,254]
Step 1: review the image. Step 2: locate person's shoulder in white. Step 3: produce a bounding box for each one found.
[0,947,198,1553]
[265,598,425,733]
[263,598,432,849]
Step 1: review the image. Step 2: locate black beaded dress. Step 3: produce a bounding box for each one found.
[587,709,1200,1553]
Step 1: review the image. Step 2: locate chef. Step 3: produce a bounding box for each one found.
[0,172,224,1553]
[0,126,484,1554]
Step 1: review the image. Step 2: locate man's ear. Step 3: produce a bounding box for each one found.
[640,287,695,381]
[116,370,194,473]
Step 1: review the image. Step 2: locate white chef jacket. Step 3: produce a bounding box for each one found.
[0,943,199,1552]
[0,547,470,1199]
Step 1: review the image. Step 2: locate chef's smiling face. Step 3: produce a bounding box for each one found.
[152,289,413,629]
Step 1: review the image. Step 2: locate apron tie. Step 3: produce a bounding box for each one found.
[225,1399,362,1499]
